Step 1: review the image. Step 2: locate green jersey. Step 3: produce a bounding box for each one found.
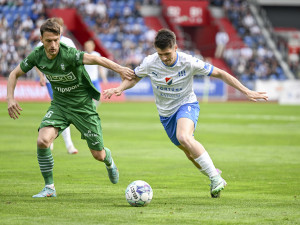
[20,43,100,106]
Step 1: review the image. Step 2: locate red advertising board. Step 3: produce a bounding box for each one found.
[162,0,209,26]
[0,80,51,102]
[0,80,125,102]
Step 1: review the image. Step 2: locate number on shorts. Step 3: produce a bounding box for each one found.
[45,111,54,118]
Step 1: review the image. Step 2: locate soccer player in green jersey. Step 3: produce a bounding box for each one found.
[6,19,134,198]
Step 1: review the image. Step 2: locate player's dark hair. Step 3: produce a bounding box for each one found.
[40,18,61,36]
[154,29,176,50]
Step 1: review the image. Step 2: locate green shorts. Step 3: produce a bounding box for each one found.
[39,101,104,150]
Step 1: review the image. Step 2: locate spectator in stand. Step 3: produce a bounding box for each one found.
[215,29,229,58]
[21,16,34,32]
[222,0,286,81]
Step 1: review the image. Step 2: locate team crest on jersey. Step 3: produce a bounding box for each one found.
[61,63,65,71]
[165,77,173,85]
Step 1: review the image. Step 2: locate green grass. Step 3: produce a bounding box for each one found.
[0,101,299,225]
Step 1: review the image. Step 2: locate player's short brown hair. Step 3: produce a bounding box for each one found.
[40,18,61,36]
[154,29,176,50]
[49,17,64,27]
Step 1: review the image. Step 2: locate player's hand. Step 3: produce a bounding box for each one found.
[103,88,123,99]
[7,98,23,119]
[103,88,116,99]
[39,77,46,86]
[245,90,268,102]
[119,67,135,80]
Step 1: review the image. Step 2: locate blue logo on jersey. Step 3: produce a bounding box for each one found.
[151,71,158,77]
[178,70,186,77]
[204,63,211,71]
[165,77,173,85]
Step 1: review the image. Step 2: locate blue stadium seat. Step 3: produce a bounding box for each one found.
[126,17,135,25]
[136,17,145,25]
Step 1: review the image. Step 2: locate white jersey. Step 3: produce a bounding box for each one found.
[84,51,101,81]
[134,51,214,117]
[37,36,76,83]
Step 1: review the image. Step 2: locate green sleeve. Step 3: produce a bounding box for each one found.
[20,51,36,73]
[68,47,85,67]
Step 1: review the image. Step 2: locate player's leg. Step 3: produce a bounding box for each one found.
[33,126,58,198]
[176,107,226,197]
[46,82,55,150]
[90,147,119,184]
[71,105,119,184]
[33,105,69,198]
[61,126,78,154]
[177,145,201,169]
[176,118,219,177]
[178,144,224,175]
[160,102,226,197]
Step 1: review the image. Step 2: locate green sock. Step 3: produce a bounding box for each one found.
[103,147,112,166]
[37,147,54,185]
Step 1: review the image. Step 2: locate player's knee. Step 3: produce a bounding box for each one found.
[37,137,52,148]
[177,133,192,147]
[91,150,106,161]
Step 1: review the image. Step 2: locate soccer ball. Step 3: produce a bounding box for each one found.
[125,180,153,207]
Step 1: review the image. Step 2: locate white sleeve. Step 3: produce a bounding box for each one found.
[190,56,214,76]
[36,41,43,47]
[61,36,76,48]
[134,57,149,78]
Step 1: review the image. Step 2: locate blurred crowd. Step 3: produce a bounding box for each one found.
[0,0,297,81]
[0,0,161,79]
[221,0,286,81]
[0,0,46,78]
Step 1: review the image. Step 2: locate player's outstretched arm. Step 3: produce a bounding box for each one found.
[103,76,141,99]
[210,67,268,102]
[83,53,135,80]
[7,64,25,119]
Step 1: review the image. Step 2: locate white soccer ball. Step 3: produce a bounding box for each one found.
[125,180,153,207]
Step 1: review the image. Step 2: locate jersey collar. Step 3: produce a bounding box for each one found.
[162,52,178,68]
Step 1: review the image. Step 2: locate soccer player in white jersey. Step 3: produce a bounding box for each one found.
[84,40,108,107]
[35,17,78,154]
[103,29,268,198]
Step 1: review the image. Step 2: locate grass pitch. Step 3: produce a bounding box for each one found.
[0,101,299,225]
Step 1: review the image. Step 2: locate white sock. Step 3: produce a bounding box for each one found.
[62,126,73,149]
[194,151,219,179]
[45,184,55,190]
[106,159,114,168]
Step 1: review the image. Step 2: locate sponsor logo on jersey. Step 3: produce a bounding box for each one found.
[84,130,98,137]
[45,72,76,82]
[54,84,80,93]
[165,77,173,85]
[156,86,182,92]
[40,65,46,69]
